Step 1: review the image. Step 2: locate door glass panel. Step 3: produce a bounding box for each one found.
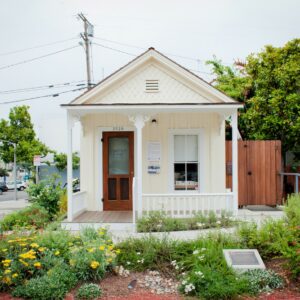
[174,135,185,162]
[120,178,129,200]
[109,137,129,175]
[108,178,117,200]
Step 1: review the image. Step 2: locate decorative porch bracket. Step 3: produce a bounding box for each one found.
[128,114,150,221]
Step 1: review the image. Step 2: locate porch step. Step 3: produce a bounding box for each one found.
[61,221,136,232]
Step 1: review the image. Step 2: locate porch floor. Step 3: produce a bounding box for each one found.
[72,211,133,223]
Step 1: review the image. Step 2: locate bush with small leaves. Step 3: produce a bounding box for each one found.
[242,269,284,295]
[76,283,102,300]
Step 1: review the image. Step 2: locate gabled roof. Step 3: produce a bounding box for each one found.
[62,47,241,107]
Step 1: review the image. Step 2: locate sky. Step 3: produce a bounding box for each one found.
[0,0,299,152]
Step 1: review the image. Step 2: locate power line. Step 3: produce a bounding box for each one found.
[0,87,86,105]
[0,80,86,95]
[94,36,201,62]
[92,42,137,56]
[0,45,80,71]
[0,37,79,56]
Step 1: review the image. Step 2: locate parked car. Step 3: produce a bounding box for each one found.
[0,182,8,194]
[6,181,27,191]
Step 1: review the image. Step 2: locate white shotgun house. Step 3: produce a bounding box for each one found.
[61,48,242,230]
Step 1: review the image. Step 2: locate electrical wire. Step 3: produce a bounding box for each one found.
[0,45,80,71]
[0,80,87,95]
[92,42,137,56]
[0,87,86,105]
[0,37,79,56]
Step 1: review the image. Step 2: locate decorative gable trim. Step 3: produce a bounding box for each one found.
[67,48,239,106]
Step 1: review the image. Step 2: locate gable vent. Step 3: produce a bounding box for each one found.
[145,80,159,93]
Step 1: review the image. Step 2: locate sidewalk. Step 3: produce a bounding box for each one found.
[0,199,29,220]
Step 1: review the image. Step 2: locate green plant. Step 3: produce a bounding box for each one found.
[285,194,300,227]
[242,269,284,295]
[137,211,236,233]
[12,264,78,300]
[27,175,63,219]
[0,204,50,231]
[76,283,102,299]
[238,219,293,259]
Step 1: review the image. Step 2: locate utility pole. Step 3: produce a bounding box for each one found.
[78,13,94,90]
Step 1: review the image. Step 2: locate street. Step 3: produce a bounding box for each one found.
[0,190,28,202]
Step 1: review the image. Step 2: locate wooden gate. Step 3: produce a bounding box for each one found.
[226,141,282,206]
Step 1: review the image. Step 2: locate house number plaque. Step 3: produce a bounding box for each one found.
[113,126,124,131]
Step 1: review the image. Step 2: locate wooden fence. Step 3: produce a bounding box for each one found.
[226,141,282,206]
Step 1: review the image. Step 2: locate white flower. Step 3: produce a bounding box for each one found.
[184,283,195,294]
[157,224,162,228]
[198,255,205,261]
[136,252,141,255]
[175,265,179,270]
[195,271,204,278]
[197,222,204,227]
[141,258,144,263]
[193,250,199,255]
[216,220,221,225]
[182,280,187,285]
[201,248,206,251]
[126,261,131,265]
[171,260,177,266]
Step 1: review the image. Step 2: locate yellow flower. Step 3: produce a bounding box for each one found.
[38,247,46,252]
[54,250,60,256]
[2,259,12,264]
[34,262,41,268]
[12,273,18,278]
[20,243,27,247]
[87,248,95,253]
[106,258,113,263]
[68,242,73,246]
[19,259,29,267]
[30,243,39,248]
[90,261,100,269]
[8,240,15,244]
[19,249,36,260]
[108,245,114,251]
[2,249,7,252]
[69,259,75,266]
[4,269,11,274]
[3,277,11,284]
[115,249,121,254]
[99,245,105,251]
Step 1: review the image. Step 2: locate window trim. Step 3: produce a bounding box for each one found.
[168,129,205,193]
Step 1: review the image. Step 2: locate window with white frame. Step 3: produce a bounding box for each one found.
[173,134,199,191]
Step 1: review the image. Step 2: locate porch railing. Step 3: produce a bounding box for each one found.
[142,193,234,217]
[72,191,87,218]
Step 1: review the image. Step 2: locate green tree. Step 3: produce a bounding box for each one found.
[54,152,80,171]
[0,168,9,177]
[207,39,300,161]
[0,106,49,165]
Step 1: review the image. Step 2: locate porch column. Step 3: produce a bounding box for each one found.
[231,111,238,216]
[131,115,149,219]
[67,111,73,222]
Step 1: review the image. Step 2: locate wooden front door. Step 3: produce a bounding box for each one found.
[103,132,134,211]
